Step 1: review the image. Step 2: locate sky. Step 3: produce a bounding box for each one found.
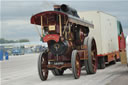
[1,0,128,42]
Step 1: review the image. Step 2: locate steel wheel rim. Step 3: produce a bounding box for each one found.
[91,39,97,72]
[75,54,81,77]
[41,55,48,79]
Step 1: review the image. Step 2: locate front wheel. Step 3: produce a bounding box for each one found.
[38,52,49,81]
[71,50,81,79]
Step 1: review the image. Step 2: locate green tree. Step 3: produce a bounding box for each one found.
[19,39,29,43]
[0,38,29,44]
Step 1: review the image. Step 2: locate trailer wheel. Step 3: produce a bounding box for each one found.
[98,57,105,69]
[116,57,120,62]
[38,52,48,81]
[110,56,116,64]
[84,37,97,74]
[52,69,64,76]
[71,50,81,79]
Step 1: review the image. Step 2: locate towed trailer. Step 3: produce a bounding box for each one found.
[79,11,126,69]
[31,4,97,81]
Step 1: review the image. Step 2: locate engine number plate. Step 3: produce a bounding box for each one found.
[54,62,64,65]
[49,25,55,31]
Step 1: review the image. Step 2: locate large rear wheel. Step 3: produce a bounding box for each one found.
[84,37,97,74]
[71,50,81,79]
[38,52,48,81]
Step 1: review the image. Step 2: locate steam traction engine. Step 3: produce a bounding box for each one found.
[31,4,97,81]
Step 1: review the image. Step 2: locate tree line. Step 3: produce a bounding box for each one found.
[0,38,29,44]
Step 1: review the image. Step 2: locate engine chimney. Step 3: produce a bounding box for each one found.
[54,4,79,18]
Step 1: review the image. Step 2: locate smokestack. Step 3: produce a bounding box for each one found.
[54,4,79,18]
[60,4,79,18]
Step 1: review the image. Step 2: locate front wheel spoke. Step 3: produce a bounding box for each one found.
[77,69,80,76]
[76,65,79,70]
[93,57,96,61]
[92,49,96,53]
[76,65,80,76]
[42,65,47,69]
[93,64,96,69]
[44,69,48,73]
[42,69,48,73]
[42,69,45,73]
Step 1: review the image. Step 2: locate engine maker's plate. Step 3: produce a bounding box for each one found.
[49,25,55,31]
[54,62,64,65]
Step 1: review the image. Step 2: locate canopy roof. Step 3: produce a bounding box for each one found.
[31,11,94,28]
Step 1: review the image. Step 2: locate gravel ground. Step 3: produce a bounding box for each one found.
[1,53,128,85]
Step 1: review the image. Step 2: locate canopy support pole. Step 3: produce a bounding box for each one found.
[59,14,62,36]
[41,16,43,37]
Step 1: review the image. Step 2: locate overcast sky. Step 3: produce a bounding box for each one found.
[1,0,128,41]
